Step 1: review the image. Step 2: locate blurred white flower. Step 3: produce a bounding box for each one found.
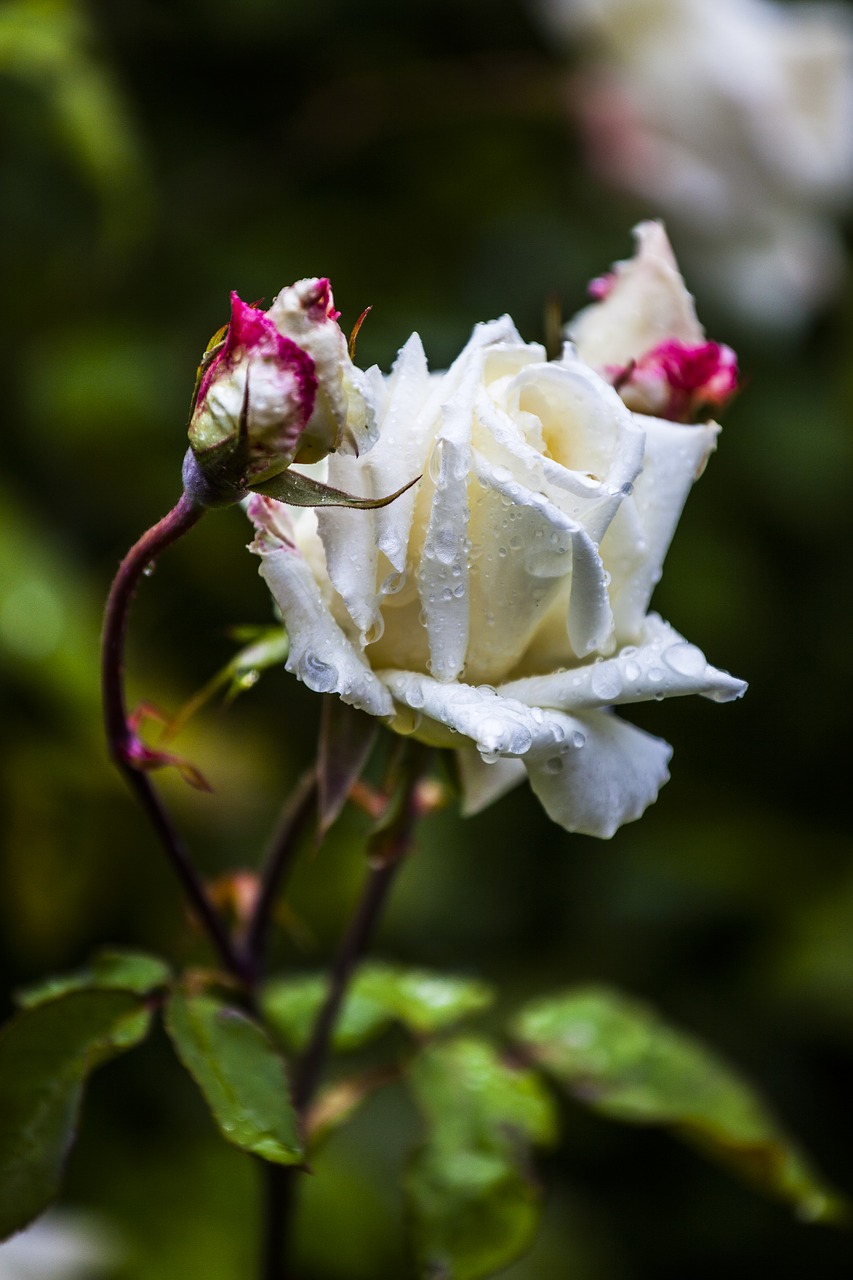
[0,1210,119,1280]
[249,224,745,838]
[538,0,853,329]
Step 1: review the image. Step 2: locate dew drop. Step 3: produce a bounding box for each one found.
[663,642,706,678]
[590,663,623,701]
[302,653,338,693]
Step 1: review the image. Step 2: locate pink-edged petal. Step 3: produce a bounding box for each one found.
[525,710,673,838]
[500,614,746,710]
[568,221,705,371]
[602,415,719,641]
[456,747,527,816]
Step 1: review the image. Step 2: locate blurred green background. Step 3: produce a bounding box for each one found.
[1,0,853,1275]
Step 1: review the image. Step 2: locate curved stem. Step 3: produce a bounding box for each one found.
[101,493,251,983]
[102,492,202,756]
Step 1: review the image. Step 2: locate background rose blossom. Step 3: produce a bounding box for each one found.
[537,0,853,329]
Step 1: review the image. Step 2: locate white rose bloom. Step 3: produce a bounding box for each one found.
[249,225,745,838]
[537,0,853,329]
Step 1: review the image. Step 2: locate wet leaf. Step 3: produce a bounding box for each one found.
[262,963,494,1053]
[0,990,154,1240]
[511,986,846,1224]
[16,949,171,1009]
[164,991,301,1165]
[406,1036,557,1280]
[252,468,420,510]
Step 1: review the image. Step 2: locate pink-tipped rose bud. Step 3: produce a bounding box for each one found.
[185,278,375,506]
[608,338,739,422]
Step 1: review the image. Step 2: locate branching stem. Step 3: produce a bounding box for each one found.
[263,742,432,1279]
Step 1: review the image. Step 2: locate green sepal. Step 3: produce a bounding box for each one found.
[164,626,289,739]
[262,963,495,1054]
[164,991,302,1165]
[406,1036,557,1280]
[251,467,420,510]
[318,697,378,835]
[16,949,171,1010]
[511,985,846,1224]
[0,990,154,1240]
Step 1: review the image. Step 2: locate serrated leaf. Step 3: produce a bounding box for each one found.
[0,990,153,1240]
[16,950,171,1010]
[512,986,845,1224]
[164,992,302,1165]
[406,1037,557,1280]
[262,963,494,1054]
[262,973,387,1054]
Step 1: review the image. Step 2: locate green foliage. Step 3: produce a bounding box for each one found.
[16,948,171,1008]
[263,962,495,1053]
[512,986,845,1224]
[164,990,302,1165]
[406,1035,557,1280]
[0,0,150,241]
[0,989,153,1239]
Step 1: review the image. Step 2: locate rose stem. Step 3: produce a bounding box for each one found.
[101,492,252,984]
[242,768,319,980]
[262,741,433,1280]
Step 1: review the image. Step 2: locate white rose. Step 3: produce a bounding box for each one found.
[537,0,853,328]
[248,225,745,838]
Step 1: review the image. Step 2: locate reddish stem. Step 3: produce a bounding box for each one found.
[101,493,251,983]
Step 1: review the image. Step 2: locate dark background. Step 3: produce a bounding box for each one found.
[1,0,853,1275]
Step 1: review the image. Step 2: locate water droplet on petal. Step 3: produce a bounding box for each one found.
[663,642,707,678]
[590,663,623,701]
[301,654,338,693]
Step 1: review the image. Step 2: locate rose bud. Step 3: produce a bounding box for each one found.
[184,278,375,507]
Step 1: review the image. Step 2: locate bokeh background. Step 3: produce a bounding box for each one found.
[2,0,853,1276]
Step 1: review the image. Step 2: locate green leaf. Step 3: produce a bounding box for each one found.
[262,963,494,1053]
[16,949,171,1009]
[511,986,845,1224]
[252,467,420,510]
[164,992,302,1165]
[406,1036,557,1280]
[0,989,154,1240]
